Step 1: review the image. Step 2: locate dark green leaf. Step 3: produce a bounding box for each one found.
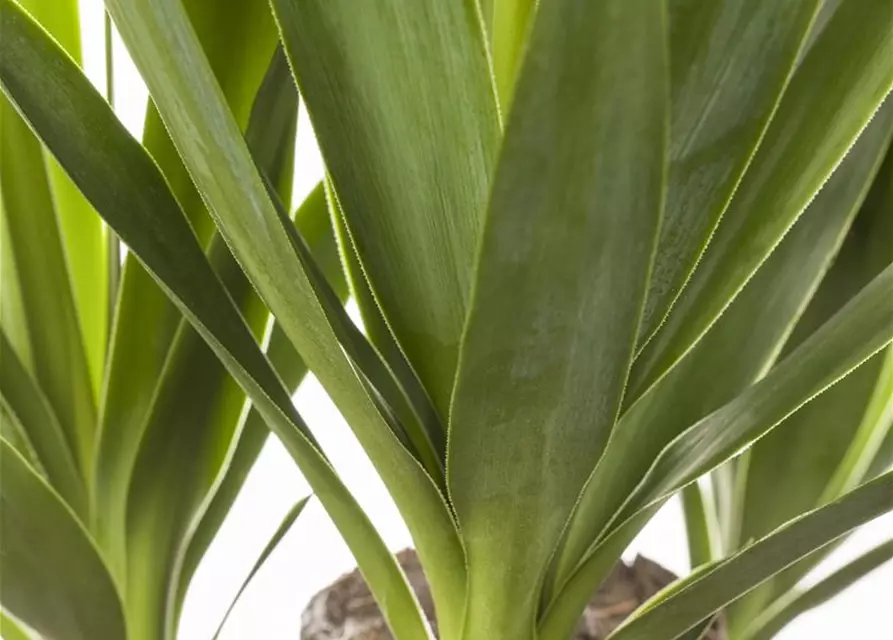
[272,0,501,420]
[639,0,821,342]
[327,182,446,476]
[552,95,893,596]
[106,0,466,632]
[122,44,298,640]
[630,0,893,399]
[447,1,666,637]
[606,472,893,640]
[94,0,280,578]
[174,182,349,621]
[625,262,893,521]
[0,6,431,637]
[728,139,893,632]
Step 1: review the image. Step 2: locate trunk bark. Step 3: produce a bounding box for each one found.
[301,549,727,640]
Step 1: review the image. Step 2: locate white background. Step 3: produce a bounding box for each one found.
[74,2,893,638]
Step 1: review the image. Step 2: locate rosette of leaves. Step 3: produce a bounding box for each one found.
[1,1,892,639]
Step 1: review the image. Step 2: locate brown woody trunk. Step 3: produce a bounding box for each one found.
[301,549,726,640]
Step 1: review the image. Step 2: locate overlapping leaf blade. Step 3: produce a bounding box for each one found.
[727,140,893,632]
[122,46,298,640]
[625,261,893,521]
[630,0,893,399]
[271,0,501,420]
[15,0,108,397]
[0,330,85,514]
[552,96,893,595]
[0,203,32,374]
[106,0,466,633]
[0,6,431,637]
[94,0,280,578]
[0,97,95,472]
[638,0,821,343]
[742,539,893,640]
[607,471,893,640]
[447,1,667,637]
[175,184,349,615]
[0,438,127,640]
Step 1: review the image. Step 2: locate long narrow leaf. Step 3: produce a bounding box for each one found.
[0,7,431,638]
[271,0,501,421]
[16,0,108,397]
[728,145,893,631]
[93,0,280,577]
[742,539,893,640]
[0,330,85,515]
[552,96,893,594]
[105,1,466,633]
[212,497,309,639]
[123,45,298,640]
[638,0,821,342]
[328,183,446,472]
[681,484,716,570]
[606,472,893,640]
[447,2,666,637]
[0,181,32,375]
[630,0,893,398]
[625,262,893,520]
[174,184,349,617]
[0,97,95,471]
[0,438,127,640]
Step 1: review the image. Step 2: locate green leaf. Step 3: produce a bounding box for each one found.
[624,261,893,522]
[0,612,34,640]
[121,44,299,640]
[0,97,95,472]
[638,0,821,343]
[551,89,893,598]
[212,496,309,639]
[327,182,446,475]
[489,0,536,111]
[821,149,893,499]
[741,539,893,640]
[0,393,41,473]
[94,0,279,576]
[727,137,893,632]
[739,149,893,541]
[0,330,85,515]
[538,506,662,640]
[0,199,33,375]
[606,471,893,640]
[175,184,349,614]
[681,483,718,570]
[106,0,466,633]
[271,0,501,420]
[17,0,109,399]
[0,438,127,640]
[629,0,893,399]
[0,6,432,638]
[447,2,667,637]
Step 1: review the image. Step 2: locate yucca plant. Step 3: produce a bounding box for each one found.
[1,0,892,638]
